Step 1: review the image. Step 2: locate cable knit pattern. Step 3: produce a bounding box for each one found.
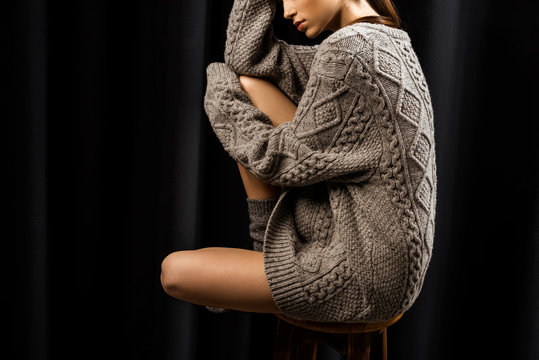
[204,0,436,323]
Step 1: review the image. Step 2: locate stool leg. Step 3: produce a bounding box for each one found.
[347,333,371,360]
[290,325,319,360]
[273,318,294,360]
[382,328,387,360]
[368,329,385,360]
[296,340,318,360]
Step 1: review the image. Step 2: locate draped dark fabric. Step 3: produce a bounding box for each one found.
[9,0,538,359]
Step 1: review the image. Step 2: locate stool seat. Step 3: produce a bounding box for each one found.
[273,313,404,360]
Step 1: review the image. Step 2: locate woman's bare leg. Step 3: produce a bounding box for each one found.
[238,75,298,128]
[160,77,298,314]
[161,247,283,314]
[236,163,281,199]
[236,75,298,199]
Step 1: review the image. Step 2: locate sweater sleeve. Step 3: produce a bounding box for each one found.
[204,45,380,188]
[224,0,319,104]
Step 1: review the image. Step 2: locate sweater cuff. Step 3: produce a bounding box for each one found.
[246,196,280,215]
[246,196,280,252]
[206,61,242,89]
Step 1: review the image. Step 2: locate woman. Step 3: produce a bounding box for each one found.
[161,0,437,323]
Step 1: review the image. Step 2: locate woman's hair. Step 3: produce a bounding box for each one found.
[354,0,404,30]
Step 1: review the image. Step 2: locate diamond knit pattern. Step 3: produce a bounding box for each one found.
[204,0,436,323]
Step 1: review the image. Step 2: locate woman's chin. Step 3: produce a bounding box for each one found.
[303,27,318,39]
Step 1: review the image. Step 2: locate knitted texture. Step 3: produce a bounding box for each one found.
[204,0,437,323]
[247,196,280,252]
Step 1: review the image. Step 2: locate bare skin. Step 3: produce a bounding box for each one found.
[160,76,297,314]
[283,0,381,39]
[161,247,282,313]
[235,75,298,200]
[160,0,379,314]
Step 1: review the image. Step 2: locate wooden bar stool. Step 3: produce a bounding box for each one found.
[272,312,404,360]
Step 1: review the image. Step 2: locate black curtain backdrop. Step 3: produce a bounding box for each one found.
[8,0,539,359]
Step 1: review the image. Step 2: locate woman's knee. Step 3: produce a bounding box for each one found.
[238,75,259,93]
[160,250,191,298]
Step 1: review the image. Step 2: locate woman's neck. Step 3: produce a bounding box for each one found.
[327,1,381,32]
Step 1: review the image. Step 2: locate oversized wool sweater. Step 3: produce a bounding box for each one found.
[203,0,437,323]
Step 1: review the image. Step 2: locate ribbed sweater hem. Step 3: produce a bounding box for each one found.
[262,189,312,318]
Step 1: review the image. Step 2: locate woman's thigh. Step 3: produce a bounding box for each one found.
[239,75,297,127]
[160,247,282,314]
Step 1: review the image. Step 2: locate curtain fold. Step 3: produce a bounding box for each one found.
[9,0,49,359]
[9,0,538,359]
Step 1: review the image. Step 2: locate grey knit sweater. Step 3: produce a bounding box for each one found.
[203,0,436,323]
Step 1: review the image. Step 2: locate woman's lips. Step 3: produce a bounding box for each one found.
[296,21,305,31]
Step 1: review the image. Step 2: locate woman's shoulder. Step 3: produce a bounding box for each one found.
[323,22,411,47]
[314,22,412,60]
[310,22,413,81]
